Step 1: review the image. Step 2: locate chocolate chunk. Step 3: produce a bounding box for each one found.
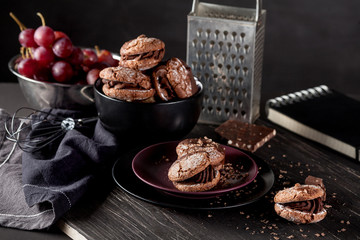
[215,119,276,152]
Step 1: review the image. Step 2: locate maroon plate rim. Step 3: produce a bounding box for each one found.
[132,141,258,197]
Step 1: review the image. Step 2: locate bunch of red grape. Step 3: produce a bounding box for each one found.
[11,12,118,85]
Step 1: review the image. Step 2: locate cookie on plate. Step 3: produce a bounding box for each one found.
[168,151,221,192]
[274,183,327,224]
[119,35,165,71]
[176,137,225,169]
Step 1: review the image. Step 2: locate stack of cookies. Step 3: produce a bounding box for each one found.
[167,137,226,192]
[99,35,198,102]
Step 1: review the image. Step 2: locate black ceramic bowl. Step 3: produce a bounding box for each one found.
[94,78,203,142]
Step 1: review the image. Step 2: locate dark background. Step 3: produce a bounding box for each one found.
[2,0,360,113]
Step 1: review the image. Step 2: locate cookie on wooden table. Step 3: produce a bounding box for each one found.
[274,183,327,224]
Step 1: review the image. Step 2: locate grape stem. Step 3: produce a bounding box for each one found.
[9,12,26,31]
[20,47,25,59]
[36,12,46,26]
[94,45,100,55]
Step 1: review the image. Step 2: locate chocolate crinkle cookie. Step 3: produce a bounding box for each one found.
[168,137,225,192]
[119,34,165,71]
[274,182,327,224]
[100,66,155,102]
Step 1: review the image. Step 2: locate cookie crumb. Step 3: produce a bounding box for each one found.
[321,233,325,237]
[273,237,280,240]
[301,234,308,238]
[245,227,250,230]
[315,233,320,237]
[239,211,245,215]
[208,214,212,218]
[278,174,284,179]
[346,221,350,225]
[280,170,288,174]
[287,235,294,239]
[340,220,344,224]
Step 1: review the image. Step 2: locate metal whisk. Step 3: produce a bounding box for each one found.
[5,107,98,153]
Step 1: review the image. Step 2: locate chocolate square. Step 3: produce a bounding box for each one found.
[215,119,276,152]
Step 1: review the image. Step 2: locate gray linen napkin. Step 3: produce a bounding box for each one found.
[0,109,117,230]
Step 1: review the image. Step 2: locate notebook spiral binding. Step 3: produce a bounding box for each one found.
[265,85,332,114]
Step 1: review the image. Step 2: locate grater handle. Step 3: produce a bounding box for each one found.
[191,0,199,14]
[255,0,262,22]
[191,0,262,22]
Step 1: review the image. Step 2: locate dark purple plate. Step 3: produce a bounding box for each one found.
[132,141,258,198]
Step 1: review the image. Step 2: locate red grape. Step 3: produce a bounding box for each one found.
[97,49,118,66]
[82,49,98,66]
[33,46,55,67]
[17,58,38,78]
[33,66,51,82]
[86,68,100,85]
[67,47,84,66]
[34,26,55,47]
[52,37,73,58]
[18,29,38,48]
[54,31,69,40]
[51,61,73,82]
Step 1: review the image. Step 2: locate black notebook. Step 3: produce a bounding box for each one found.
[265,85,360,161]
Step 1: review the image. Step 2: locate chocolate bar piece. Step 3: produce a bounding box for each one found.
[215,119,276,152]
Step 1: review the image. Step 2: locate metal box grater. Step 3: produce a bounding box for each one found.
[187,0,266,124]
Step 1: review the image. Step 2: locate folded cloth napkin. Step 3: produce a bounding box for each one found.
[0,108,117,230]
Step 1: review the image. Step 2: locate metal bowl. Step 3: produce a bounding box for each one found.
[94,78,204,142]
[8,55,95,111]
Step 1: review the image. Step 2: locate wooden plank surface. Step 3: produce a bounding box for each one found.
[60,121,360,240]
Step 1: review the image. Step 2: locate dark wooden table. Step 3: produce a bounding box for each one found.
[1,83,359,240]
[60,120,360,240]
